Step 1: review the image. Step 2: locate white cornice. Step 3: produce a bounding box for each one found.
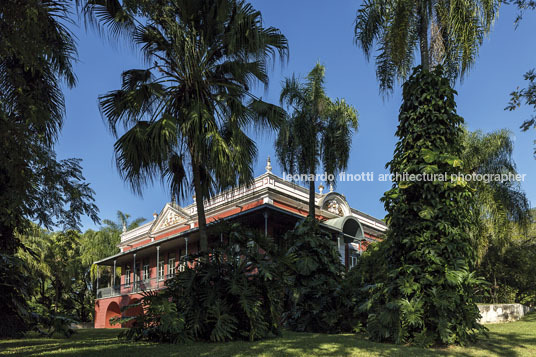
[118,171,387,247]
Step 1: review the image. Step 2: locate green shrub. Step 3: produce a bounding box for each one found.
[478,235,536,307]
[282,218,352,333]
[114,291,188,343]
[33,313,76,338]
[116,223,290,343]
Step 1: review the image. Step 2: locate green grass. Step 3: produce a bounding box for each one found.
[2,313,536,356]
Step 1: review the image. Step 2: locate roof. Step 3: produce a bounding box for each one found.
[95,169,387,263]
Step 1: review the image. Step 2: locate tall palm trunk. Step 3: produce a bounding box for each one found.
[308,141,316,219]
[418,7,430,70]
[308,179,315,219]
[192,162,208,253]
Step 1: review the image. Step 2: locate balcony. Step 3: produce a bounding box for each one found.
[96,276,171,299]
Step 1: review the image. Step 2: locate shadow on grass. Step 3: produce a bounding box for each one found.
[465,312,536,357]
[1,313,535,356]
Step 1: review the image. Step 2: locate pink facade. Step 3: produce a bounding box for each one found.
[94,169,387,328]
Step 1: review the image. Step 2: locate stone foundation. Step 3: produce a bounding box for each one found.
[478,303,533,323]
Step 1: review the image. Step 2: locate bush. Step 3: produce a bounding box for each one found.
[114,291,188,343]
[282,218,354,333]
[478,236,536,307]
[116,223,290,343]
[33,312,76,338]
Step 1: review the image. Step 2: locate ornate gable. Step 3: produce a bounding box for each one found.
[151,204,189,233]
[320,193,351,217]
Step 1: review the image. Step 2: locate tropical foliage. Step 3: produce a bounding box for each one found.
[116,223,291,343]
[281,218,350,333]
[462,130,531,261]
[509,0,536,25]
[477,209,536,306]
[0,0,101,337]
[2,0,535,350]
[82,210,145,281]
[359,66,486,346]
[5,211,140,339]
[506,69,536,156]
[276,64,358,217]
[354,0,500,92]
[0,253,33,338]
[12,228,87,337]
[0,0,100,252]
[99,0,288,252]
[458,129,533,305]
[18,229,88,320]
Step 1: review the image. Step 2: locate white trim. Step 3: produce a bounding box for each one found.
[117,172,387,247]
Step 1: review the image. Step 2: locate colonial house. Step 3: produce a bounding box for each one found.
[93,159,387,328]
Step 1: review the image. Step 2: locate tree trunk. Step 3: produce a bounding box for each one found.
[0,223,17,255]
[192,162,208,253]
[54,281,61,313]
[493,274,498,304]
[308,127,317,220]
[418,7,430,70]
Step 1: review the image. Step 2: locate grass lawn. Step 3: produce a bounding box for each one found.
[1,313,536,356]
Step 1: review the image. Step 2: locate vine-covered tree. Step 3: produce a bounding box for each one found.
[275,64,358,218]
[99,0,288,252]
[354,0,500,92]
[362,66,486,346]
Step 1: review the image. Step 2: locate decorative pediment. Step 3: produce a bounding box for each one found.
[151,204,189,233]
[320,193,350,217]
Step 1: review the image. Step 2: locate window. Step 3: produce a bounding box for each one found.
[350,255,358,269]
[125,267,131,285]
[143,264,150,280]
[337,238,345,266]
[158,260,165,280]
[168,257,176,276]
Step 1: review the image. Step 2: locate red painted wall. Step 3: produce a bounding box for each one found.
[97,201,384,328]
[94,293,144,328]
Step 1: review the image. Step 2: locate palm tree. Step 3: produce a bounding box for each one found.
[0,0,129,337]
[102,210,145,232]
[354,0,500,92]
[276,64,358,218]
[82,211,144,283]
[99,0,288,252]
[462,129,531,262]
[0,0,78,254]
[16,226,54,310]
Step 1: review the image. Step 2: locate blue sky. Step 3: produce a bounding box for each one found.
[57,1,536,230]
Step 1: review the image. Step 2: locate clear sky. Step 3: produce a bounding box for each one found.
[56,1,536,230]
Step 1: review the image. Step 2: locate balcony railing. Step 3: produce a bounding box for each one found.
[96,276,171,299]
[96,258,192,299]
